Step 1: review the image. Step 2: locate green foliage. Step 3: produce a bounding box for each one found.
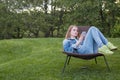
[100,0,120,36]
[0,38,120,80]
[0,0,120,39]
[111,24,120,37]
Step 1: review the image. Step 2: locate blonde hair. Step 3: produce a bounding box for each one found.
[65,25,80,39]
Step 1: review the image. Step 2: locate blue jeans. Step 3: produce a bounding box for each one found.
[77,26,108,54]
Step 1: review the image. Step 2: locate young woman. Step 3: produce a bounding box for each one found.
[63,25,117,55]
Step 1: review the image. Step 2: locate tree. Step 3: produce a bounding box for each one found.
[0,0,120,39]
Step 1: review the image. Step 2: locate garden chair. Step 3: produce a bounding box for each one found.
[62,26,111,73]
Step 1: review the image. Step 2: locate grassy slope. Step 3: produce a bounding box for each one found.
[0,38,120,80]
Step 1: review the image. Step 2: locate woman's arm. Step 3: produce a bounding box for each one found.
[76,31,86,46]
[76,35,84,46]
[63,39,75,53]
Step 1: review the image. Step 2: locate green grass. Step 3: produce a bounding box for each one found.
[0,38,120,80]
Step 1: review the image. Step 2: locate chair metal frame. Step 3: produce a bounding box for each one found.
[62,52,110,73]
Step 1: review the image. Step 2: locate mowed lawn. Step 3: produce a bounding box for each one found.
[0,38,120,80]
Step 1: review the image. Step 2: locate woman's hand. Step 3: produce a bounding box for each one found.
[75,31,86,47]
[75,35,84,46]
[81,31,86,39]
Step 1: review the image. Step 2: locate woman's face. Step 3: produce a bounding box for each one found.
[70,27,78,38]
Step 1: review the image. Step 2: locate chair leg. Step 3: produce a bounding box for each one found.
[103,55,111,71]
[67,56,71,65]
[62,55,70,73]
[95,58,97,64]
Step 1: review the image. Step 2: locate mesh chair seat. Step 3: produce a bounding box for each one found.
[63,51,103,60]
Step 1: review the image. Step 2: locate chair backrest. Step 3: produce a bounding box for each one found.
[78,26,90,34]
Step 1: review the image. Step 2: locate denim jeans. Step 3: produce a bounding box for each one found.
[63,26,108,54]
